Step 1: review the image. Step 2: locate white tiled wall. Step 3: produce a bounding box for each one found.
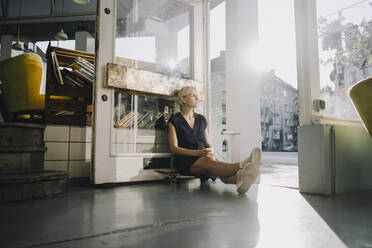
[44,126,70,142]
[69,161,91,178]
[44,125,92,178]
[44,142,69,160]
[69,142,91,160]
[44,161,68,172]
[44,125,170,177]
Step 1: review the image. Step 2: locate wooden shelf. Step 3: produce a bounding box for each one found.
[45,46,94,126]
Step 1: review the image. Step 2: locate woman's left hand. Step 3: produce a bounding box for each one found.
[206,154,216,160]
[205,148,216,160]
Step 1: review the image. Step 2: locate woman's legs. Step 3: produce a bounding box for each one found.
[220,175,237,184]
[189,156,240,178]
[189,148,262,189]
[219,147,262,185]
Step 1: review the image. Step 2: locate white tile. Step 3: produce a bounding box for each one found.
[44,161,68,171]
[69,142,92,160]
[44,125,70,142]
[69,161,91,178]
[44,142,69,160]
[85,127,92,142]
[70,127,92,142]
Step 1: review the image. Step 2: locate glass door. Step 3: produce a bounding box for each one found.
[93,0,205,184]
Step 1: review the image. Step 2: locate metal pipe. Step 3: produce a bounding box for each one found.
[1,0,7,18]
[330,126,336,194]
[50,0,55,15]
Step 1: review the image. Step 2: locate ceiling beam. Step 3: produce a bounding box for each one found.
[0,13,96,25]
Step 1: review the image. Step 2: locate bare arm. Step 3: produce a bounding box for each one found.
[204,129,216,159]
[168,123,210,157]
[204,129,212,148]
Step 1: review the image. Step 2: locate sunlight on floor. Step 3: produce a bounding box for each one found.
[255,185,347,248]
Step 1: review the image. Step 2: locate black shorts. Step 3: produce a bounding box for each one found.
[173,155,201,176]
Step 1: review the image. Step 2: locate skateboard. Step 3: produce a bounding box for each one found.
[155,169,216,183]
[155,169,193,183]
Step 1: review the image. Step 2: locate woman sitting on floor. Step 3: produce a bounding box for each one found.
[168,86,261,194]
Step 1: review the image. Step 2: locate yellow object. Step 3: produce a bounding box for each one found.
[0,53,45,113]
[349,77,372,137]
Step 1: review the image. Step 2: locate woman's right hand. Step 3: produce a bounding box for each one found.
[197,148,214,157]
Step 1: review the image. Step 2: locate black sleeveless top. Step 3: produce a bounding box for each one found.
[168,112,208,175]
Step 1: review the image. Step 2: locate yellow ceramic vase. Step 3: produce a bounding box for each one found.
[0,53,45,113]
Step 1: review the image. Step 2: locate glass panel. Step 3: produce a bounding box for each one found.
[113,92,136,154]
[258,0,298,152]
[210,1,228,161]
[113,92,178,154]
[113,0,191,155]
[316,0,372,120]
[115,0,190,78]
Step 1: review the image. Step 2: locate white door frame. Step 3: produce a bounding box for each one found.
[92,0,116,184]
[294,0,321,127]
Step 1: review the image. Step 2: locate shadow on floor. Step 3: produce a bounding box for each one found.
[303,191,372,248]
[0,179,261,248]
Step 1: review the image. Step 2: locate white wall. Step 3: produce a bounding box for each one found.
[299,124,372,195]
[44,125,91,178]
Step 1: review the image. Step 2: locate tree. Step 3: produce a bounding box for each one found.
[319,17,372,79]
[318,16,372,120]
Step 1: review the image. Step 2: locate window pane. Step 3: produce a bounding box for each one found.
[112,0,191,155]
[258,0,298,152]
[115,0,190,78]
[317,0,372,120]
[210,1,227,161]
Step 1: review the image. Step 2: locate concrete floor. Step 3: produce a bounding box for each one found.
[1,153,372,248]
[1,177,372,248]
[259,152,298,189]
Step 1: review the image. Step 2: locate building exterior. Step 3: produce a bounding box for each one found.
[260,70,298,151]
[211,52,299,152]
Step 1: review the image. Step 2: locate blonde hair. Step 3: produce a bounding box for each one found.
[177,86,197,111]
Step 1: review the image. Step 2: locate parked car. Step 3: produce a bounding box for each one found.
[282,145,298,152]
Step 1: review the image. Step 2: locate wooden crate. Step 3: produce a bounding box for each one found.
[45,46,94,126]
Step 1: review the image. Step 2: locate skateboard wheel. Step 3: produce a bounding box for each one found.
[199,175,208,182]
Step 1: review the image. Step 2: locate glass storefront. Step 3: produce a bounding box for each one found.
[316,0,372,120]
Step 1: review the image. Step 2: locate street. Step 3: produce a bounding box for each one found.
[262,151,298,167]
[258,151,299,189]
